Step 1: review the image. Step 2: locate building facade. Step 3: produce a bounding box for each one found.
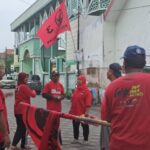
[66,0,110,90]
[11,0,110,90]
[11,0,66,85]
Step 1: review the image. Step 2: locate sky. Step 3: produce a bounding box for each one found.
[0,0,36,52]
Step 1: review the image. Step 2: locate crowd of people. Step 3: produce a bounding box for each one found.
[0,45,150,150]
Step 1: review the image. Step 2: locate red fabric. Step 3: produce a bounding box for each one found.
[37,1,71,48]
[21,103,61,150]
[0,89,9,142]
[101,73,150,150]
[42,81,64,112]
[14,84,36,114]
[70,75,92,116]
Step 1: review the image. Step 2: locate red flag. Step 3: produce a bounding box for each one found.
[37,1,71,48]
[21,103,61,150]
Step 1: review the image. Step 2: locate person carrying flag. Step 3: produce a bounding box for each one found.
[12,72,36,150]
[42,71,65,144]
[101,45,150,150]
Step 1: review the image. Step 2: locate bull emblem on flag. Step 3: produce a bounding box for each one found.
[55,9,63,26]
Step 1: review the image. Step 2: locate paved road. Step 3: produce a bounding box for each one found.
[4,89,101,150]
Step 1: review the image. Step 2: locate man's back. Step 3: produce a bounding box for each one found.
[101,72,150,150]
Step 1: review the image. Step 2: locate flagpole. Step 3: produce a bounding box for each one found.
[77,0,80,76]
[59,113,110,126]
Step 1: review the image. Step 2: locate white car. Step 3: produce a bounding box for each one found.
[0,75,16,89]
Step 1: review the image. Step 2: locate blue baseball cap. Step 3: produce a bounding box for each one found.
[122,45,146,59]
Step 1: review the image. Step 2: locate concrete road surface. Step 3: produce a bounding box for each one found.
[3,89,101,150]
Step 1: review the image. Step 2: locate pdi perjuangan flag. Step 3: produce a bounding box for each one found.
[37,1,71,48]
[20,103,61,150]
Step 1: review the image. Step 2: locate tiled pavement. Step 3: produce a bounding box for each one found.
[4,89,101,150]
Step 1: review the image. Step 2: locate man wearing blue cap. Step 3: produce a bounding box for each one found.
[101,45,150,150]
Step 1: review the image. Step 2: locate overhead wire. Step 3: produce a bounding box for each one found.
[112,4,150,12]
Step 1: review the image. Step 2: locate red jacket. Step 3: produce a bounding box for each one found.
[70,75,92,116]
[14,84,36,114]
[0,89,9,142]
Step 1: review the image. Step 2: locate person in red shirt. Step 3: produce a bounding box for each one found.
[0,90,11,150]
[42,71,65,111]
[0,91,11,150]
[42,71,65,144]
[101,45,150,150]
[0,69,12,150]
[69,75,92,144]
[12,72,36,150]
[100,63,122,150]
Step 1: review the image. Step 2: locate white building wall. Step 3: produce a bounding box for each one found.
[66,15,104,73]
[115,0,150,64]
[103,21,116,66]
[66,19,78,71]
[80,15,103,68]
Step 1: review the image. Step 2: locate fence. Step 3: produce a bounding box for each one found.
[59,72,77,98]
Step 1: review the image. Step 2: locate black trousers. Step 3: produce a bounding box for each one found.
[12,114,26,148]
[0,142,5,150]
[72,120,89,141]
[59,130,62,145]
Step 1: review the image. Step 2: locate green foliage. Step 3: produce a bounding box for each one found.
[5,56,14,74]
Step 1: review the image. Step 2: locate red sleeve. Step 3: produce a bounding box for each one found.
[42,83,50,94]
[0,97,4,112]
[85,89,92,107]
[20,85,36,98]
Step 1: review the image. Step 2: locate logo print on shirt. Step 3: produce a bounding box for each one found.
[51,89,61,94]
[115,85,143,107]
[129,85,143,97]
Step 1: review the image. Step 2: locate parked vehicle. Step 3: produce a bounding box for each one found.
[0,75,16,89]
[144,65,150,73]
[28,75,42,95]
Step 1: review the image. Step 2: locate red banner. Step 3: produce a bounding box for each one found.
[37,1,71,48]
[21,103,61,150]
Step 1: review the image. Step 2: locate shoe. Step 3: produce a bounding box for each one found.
[21,147,32,150]
[71,139,80,144]
[11,146,21,150]
[82,140,89,145]
[25,145,32,149]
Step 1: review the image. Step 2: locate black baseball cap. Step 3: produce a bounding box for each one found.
[109,63,122,77]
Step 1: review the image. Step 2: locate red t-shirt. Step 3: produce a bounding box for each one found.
[70,87,92,116]
[0,89,9,142]
[14,84,36,114]
[101,73,150,150]
[42,81,64,112]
